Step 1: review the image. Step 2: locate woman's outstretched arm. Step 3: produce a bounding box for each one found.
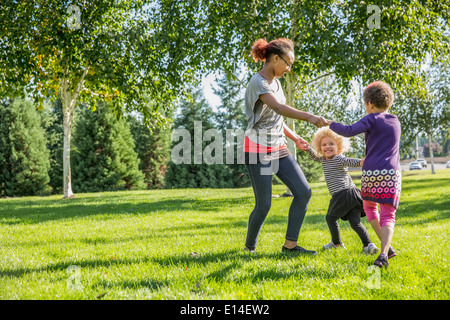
[260,93,328,128]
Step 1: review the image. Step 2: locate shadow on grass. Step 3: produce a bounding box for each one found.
[0,190,326,231]
[1,179,447,236]
[0,256,139,278]
[73,250,323,293]
[0,194,254,225]
[395,198,450,226]
[0,248,316,282]
[148,249,319,282]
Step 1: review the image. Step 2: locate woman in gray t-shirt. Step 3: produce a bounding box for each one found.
[243,38,327,255]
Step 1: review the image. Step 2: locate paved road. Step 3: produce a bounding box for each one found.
[400,161,448,171]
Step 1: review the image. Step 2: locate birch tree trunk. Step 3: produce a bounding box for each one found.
[283,72,297,197]
[60,64,90,198]
[285,73,296,160]
[62,97,75,198]
[61,76,76,198]
[282,1,298,196]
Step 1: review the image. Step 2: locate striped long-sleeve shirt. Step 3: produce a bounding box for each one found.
[306,147,362,195]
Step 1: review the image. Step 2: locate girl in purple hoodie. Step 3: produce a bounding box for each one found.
[327,81,400,268]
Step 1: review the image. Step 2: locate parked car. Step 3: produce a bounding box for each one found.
[446,160,450,168]
[409,161,422,170]
[417,159,427,168]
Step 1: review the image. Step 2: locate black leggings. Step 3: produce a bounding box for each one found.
[245,155,311,250]
[326,208,371,247]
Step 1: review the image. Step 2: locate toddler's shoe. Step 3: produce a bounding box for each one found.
[388,246,397,259]
[374,253,389,268]
[243,246,256,253]
[323,242,346,250]
[362,243,379,255]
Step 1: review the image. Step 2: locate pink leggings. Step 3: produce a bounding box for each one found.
[363,201,396,228]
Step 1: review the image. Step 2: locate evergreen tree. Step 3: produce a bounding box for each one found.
[0,98,51,196]
[41,98,64,194]
[72,103,145,192]
[128,115,171,189]
[165,89,233,188]
[212,71,250,188]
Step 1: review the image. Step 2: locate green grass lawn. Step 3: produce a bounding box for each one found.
[1,170,449,300]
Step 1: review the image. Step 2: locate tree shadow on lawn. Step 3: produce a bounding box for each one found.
[0,192,327,229]
[0,195,254,225]
[0,255,149,278]
[302,197,450,228]
[395,198,450,226]
[0,249,310,279]
[148,249,322,284]
[85,250,316,293]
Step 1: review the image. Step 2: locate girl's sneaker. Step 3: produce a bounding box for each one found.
[388,246,397,259]
[374,253,389,268]
[243,246,256,253]
[323,242,346,250]
[362,243,379,255]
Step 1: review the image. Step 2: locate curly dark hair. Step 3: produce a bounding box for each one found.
[363,81,395,111]
[251,38,294,63]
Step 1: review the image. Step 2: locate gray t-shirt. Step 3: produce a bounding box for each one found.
[244,73,287,148]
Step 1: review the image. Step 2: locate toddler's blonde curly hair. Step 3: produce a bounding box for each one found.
[311,127,351,157]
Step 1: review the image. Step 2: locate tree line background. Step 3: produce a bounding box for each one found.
[1,1,449,197]
[0,72,250,196]
[2,66,449,197]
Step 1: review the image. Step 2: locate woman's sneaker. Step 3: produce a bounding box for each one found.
[322,242,346,250]
[362,243,379,255]
[282,245,317,255]
[374,253,389,268]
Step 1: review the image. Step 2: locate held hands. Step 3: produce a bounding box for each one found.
[312,116,331,128]
[295,137,310,151]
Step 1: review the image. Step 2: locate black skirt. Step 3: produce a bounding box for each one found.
[327,187,366,221]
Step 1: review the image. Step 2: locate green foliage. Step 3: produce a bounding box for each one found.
[213,71,251,188]
[165,89,234,188]
[0,0,190,126]
[156,0,450,184]
[295,151,323,183]
[393,60,450,147]
[128,115,171,189]
[0,98,51,196]
[156,0,450,91]
[41,98,65,194]
[1,0,203,196]
[72,103,146,192]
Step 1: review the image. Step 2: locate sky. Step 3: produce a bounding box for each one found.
[201,72,222,111]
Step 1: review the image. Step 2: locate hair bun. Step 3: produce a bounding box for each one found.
[251,38,268,62]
